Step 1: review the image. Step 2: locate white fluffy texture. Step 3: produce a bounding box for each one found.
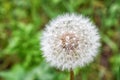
[40,13,101,71]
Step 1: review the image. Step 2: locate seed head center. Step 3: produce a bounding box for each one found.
[60,32,79,51]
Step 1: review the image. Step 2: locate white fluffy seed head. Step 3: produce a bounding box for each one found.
[40,13,101,71]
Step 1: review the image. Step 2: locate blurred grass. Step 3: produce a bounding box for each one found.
[0,0,120,80]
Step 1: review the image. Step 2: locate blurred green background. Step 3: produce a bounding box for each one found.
[0,0,120,80]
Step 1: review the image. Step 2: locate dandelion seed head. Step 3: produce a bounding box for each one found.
[40,13,101,71]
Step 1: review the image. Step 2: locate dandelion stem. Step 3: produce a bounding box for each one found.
[70,69,74,80]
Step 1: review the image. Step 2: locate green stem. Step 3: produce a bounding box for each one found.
[70,69,74,80]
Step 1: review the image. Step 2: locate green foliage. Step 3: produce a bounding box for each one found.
[0,62,68,80]
[0,0,120,80]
